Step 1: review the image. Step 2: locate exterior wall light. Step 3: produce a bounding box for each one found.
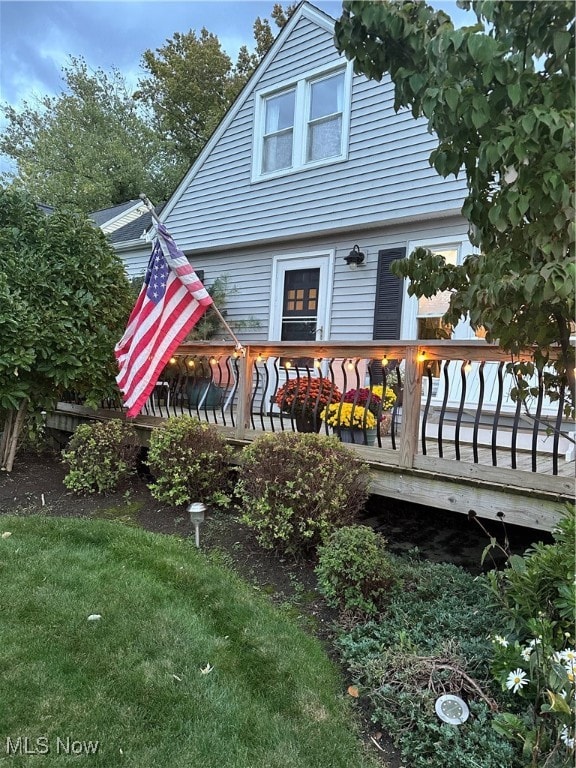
[344,244,366,269]
[188,502,206,548]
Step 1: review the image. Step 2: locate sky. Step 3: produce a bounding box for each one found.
[0,0,473,109]
[0,0,472,176]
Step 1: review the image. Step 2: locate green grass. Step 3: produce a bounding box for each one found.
[0,516,374,768]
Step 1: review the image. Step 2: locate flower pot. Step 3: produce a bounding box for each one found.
[294,412,322,433]
[338,427,377,446]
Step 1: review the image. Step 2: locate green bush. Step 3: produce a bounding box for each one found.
[485,505,576,767]
[315,525,396,617]
[336,557,515,768]
[236,432,368,555]
[62,419,139,494]
[147,416,233,507]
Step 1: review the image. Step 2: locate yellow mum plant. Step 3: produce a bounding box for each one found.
[320,403,377,429]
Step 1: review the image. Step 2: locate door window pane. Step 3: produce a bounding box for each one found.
[281,268,320,366]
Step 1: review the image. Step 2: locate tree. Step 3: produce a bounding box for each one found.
[0,58,181,212]
[335,0,575,413]
[134,5,297,165]
[0,187,133,470]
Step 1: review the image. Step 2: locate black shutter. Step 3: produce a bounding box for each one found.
[372,247,405,339]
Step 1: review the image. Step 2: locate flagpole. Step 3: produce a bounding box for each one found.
[139,194,244,353]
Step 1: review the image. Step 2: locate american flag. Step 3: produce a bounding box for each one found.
[115,222,213,418]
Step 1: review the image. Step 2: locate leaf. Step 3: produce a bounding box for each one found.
[347,685,360,698]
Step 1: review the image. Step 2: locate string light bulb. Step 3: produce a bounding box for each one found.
[464,361,472,374]
[314,359,321,369]
[347,359,355,371]
[418,351,427,362]
[210,357,217,366]
[285,361,292,369]
[188,360,195,368]
[381,356,389,367]
[169,357,177,365]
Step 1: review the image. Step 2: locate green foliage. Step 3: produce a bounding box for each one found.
[236,432,368,555]
[336,556,515,767]
[62,420,139,494]
[0,188,133,466]
[185,275,259,341]
[315,525,396,617]
[147,416,233,507]
[484,506,576,766]
[0,58,178,211]
[335,1,575,411]
[134,9,293,165]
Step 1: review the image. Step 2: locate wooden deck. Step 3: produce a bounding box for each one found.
[51,340,574,533]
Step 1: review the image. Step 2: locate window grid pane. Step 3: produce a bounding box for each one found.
[307,116,342,162]
[263,131,293,173]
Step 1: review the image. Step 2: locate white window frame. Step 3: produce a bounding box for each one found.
[251,62,353,182]
[400,235,476,341]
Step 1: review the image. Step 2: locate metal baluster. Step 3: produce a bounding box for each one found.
[491,362,505,467]
[472,361,485,464]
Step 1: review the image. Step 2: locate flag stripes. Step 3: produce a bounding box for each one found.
[115,223,213,418]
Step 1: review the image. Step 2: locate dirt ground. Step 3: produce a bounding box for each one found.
[0,449,552,768]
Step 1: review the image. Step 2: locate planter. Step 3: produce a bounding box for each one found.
[294,412,322,433]
[338,427,377,446]
[186,378,224,408]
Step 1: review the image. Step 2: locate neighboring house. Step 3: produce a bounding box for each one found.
[158,1,473,352]
[89,200,157,278]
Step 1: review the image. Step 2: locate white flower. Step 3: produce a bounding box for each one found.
[560,725,575,750]
[492,634,509,647]
[560,648,576,662]
[521,647,532,662]
[200,663,213,675]
[528,637,542,648]
[506,668,529,693]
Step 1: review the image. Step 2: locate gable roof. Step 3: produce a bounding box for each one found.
[89,200,152,234]
[106,202,165,245]
[159,1,336,224]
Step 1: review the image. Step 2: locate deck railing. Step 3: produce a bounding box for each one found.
[77,340,575,480]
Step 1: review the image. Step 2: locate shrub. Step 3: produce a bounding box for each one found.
[236,432,368,555]
[336,557,513,768]
[147,416,233,507]
[62,419,139,494]
[484,505,576,766]
[315,525,396,617]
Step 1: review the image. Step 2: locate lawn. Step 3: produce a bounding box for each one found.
[0,515,376,768]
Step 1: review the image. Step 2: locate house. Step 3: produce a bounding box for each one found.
[89,199,157,278]
[157,1,473,353]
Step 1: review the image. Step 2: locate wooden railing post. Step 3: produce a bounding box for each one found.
[235,346,255,440]
[398,346,424,468]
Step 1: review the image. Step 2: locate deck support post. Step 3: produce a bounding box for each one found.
[398,347,424,468]
[235,346,254,440]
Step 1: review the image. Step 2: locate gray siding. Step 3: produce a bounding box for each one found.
[190,215,470,344]
[164,9,467,253]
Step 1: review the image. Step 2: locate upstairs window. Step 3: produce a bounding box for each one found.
[253,64,351,181]
[263,89,296,173]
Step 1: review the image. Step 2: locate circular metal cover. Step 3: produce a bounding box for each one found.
[435,694,470,725]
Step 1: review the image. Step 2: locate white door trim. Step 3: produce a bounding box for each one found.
[268,250,335,341]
